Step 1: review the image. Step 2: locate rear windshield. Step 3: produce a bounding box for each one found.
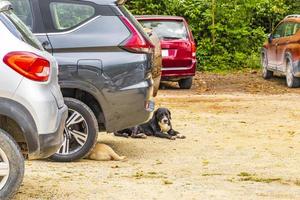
[1,10,43,50]
[139,20,188,40]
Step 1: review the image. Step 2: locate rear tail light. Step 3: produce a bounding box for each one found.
[191,42,196,57]
[119,16,154,53]
[3,51,50,82]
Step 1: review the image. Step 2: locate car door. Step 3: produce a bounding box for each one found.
[268,22,286,69]
[38,0,131,85]
[38,0,100,77]
[276,22,295,71]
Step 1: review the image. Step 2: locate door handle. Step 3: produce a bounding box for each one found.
[42,41,50,49]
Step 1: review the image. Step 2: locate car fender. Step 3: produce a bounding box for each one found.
[285,51,300,76]
[0,98,39,157]
[285,51,293,68]
[59,80,109,126]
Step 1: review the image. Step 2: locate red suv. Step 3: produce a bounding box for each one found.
[262,15,300,88]
[136,16,197,89]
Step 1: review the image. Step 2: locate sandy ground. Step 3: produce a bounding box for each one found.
[14,72,300,200]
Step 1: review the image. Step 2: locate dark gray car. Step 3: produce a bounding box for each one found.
[10,0,155,162]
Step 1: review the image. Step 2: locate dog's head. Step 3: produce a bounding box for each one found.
[154,108,171,125]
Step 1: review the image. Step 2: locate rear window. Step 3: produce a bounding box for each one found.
[139,20,188,40]
[49,2,95,30]
[1,10,43,50]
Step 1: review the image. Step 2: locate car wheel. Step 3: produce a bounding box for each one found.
[0,129,24,200]
[50,98,98,162]
[286,59,300,88]
[262,52,273,79]
[178,77,193,89]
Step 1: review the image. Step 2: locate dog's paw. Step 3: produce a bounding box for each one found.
[140,134,147,139]
[169,136,176,140]
[131,133,147,139]
[176,134,186,139]
[120,156,128,162]
[114,132,129,138]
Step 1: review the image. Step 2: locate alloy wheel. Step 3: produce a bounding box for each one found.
[0,147,10,190]
[56,109,89,155]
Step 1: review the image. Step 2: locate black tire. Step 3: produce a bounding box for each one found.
[50,98,98,162]
[261,52,273,79]
[0,129,24,200]
[178,77,193,89]
[286,59,300,88]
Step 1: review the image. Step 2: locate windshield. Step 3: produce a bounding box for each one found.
[139,20,188,40]
[2,10,43,50]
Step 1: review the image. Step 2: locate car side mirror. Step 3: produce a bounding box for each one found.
[268,34,273,43]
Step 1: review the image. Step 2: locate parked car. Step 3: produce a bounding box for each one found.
[262,15,300,88]
[9,0,155,162]
[144,27,162,96]
[136,15,197,89]
[0,1,67,199]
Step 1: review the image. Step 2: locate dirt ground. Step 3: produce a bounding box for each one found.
[14,71,300,200]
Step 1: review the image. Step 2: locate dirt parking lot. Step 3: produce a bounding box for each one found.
[14,71,300,200]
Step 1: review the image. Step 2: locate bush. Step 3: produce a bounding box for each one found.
[127,0,299,71]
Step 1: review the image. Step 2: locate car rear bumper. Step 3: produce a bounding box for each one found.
[153,75,161,97]
[161,60,196,80]
[104,77,155,132]
[30,105,68,159]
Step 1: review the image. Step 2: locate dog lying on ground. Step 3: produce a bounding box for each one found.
[114,108,185,140]
[87,143,126,161]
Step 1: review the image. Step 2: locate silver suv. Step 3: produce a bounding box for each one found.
[0,1,67,199]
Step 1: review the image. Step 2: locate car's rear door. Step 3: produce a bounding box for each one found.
[268,23,286,69]
[36,0,135,87]
[37,0,99,54]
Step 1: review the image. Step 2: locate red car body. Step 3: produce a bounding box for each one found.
[136,16,197,89]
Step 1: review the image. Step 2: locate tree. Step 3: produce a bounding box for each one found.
[127,0,299,71]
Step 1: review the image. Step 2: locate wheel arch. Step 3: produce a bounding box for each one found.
[284,51,293,70]
[261,48,268,66]
[285,50,292,59]
[0,98,39,158]
[59,82,107,131]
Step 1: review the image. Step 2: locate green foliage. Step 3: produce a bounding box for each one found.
[127,0,299,71]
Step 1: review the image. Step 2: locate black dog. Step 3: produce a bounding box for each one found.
[114,108,185,140]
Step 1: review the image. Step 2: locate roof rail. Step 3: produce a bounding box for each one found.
[285,15,300,19]
[0,1,12,12]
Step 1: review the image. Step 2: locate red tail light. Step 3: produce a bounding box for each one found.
[191,42,196,57]
[3,51,50,82]
[119,16,154,53]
